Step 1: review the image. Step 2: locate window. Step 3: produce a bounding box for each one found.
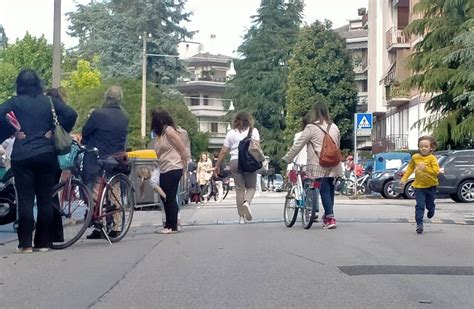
[211,123,218,133]
[190,96,199,106]
[361,80,368,92]
[454,155,474,166]
[203,95,209,106]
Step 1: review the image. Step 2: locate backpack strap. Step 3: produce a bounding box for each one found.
[246,127,253,139]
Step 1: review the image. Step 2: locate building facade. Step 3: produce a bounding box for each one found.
[175,52,234,152]
[335,9,371,151]
[368,0,429,153]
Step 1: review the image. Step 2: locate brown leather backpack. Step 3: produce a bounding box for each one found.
[312,123,343,168]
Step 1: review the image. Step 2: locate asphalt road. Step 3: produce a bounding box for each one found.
[0,193,473,308]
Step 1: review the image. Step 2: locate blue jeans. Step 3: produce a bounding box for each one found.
[414,186,436,224]
[320,177,335,218]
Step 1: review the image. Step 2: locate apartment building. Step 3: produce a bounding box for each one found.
[175,52,235,152]
[335,9,370,150]
[368,0,430,153]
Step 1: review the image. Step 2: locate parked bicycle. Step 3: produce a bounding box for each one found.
[335,171,370,196]
[50,141,135,249]
[284,163,321,229]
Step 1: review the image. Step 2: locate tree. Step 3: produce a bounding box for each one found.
[229,0,304,165]
[63,57,102,95]
[0,33,53,99]
[405,0,473,148]
[68,77,206,153]
[67,0,193,84]
[285,20,358,150]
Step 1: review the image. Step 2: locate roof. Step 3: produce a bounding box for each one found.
[186,52,233,65]
[334,24,368,40]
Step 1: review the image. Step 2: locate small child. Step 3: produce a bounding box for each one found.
[401,136,440,234]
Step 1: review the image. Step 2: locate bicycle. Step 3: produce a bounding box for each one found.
[50,141,135,249]
[199,176,220,202]
[284,163,321,229]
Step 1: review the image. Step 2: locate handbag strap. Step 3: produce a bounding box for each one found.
[48,97,59,126]
[246,127,253,139]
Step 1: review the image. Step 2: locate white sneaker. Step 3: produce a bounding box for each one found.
[238,216,245,224]
[242,201,252,221]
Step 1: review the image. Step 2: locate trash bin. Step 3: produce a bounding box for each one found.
[128,150,161,208]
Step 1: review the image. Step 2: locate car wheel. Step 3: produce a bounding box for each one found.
[450,193,462,203]
[403,181,415,199]
[382,180,400,199]
[457,180,474,203]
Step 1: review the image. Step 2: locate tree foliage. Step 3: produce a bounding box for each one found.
[229,0,304,166]
[285,20,358,150]
[63,57,102,96]
[0,33,53,100]
[67,77,206,153]
[67,0,193,84]
[405,0,473,148]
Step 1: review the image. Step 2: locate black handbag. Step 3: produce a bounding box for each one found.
[49,97,72,155]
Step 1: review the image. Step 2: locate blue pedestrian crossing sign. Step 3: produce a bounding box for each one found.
[356,113,373,129]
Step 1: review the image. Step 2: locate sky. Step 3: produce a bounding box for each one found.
[0,0,367,57]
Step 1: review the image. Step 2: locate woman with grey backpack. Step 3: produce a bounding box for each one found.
[214,112,261,224]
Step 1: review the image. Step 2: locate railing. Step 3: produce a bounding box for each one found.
[372,134,409,152]
[386,27,408,49]
[386,82,410,101]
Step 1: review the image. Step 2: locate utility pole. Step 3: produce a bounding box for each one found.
[141,31,147,140]
[52,0,61,88]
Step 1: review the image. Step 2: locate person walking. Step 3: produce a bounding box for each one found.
[0,70,77,253]
[283,102,342,229]
[400,136,440,234]
[197,152,213,200]
[214,111,260,224]
[151,107,189,234]
[81,85,129,239]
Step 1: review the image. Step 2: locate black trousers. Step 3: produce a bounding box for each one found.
[160,169,183,231]
[11,152,58,248]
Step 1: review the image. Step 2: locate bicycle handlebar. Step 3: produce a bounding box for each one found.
[72,140,99,156]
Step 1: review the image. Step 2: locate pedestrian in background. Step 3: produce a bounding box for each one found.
[214,111,260,224]
[400,136,440,234]
[151,107,189,234]
[197,152,213,199]
[283,102,342,229]
[0,70,77,253]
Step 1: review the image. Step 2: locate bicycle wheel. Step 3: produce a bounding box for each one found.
[50,179,93,250]
[301,187,317,229]
[342,180,356,196]
[199,182,211,202]
[283,186,298,227]
[99,173,135,243]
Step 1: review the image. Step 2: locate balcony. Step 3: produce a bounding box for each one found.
[386,27,410,51]
[386,82,410,107]
[372,134,409,153]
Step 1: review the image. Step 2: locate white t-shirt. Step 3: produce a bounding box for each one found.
[223,128,260,160]
[287,131,307,171]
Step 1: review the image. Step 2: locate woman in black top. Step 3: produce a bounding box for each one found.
[0,70,77,253]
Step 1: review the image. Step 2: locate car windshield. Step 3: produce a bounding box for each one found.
[437,154,449,166]
[274,174,283,182]
[397,161,409,172]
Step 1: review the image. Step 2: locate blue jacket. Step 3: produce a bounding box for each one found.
[0,94,77,161]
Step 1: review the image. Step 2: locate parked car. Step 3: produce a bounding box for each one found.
[368,168,401,199]
[393,162,415,199]
[437,150,474,203]
[273,173,284,192]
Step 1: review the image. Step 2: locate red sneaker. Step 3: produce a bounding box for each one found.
[326,218,337,229]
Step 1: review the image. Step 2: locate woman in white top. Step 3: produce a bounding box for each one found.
[215,112,260,223]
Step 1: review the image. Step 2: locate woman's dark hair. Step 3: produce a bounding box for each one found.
[16,69,43,96]
[233,111,254,132]
[151,107,177,136]
[312,102,331,123]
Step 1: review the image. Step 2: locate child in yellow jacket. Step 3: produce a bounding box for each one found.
[401,136,440,234]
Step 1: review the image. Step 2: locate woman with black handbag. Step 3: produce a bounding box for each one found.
[214,112,261,224]
[0,70,77,253]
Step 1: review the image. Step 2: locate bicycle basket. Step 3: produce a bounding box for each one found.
[57,142,81,170]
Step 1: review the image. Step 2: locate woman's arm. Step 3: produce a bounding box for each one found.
[53,97,77,132]
[214,146,230,176]
[282,126,313,163]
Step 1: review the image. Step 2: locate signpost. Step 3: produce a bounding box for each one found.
[354,113,373,165]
